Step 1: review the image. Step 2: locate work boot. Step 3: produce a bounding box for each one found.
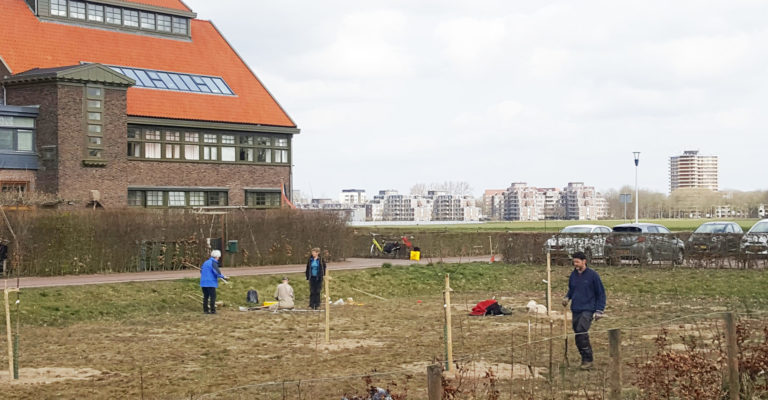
[579,361,593,370]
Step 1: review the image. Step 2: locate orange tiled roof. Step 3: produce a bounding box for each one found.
[0,0,295,127]
[122,0,192,12]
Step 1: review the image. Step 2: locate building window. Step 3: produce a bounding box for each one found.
[123,9,138,27]
[168,191,186,207]
[85,86,104,160]
[246,191,281,208]
[172,17,187,34]
[1,182,28,193]
[50,0,67,16]
[105,6,121,24]
[203,146,217,161]
[207,192,227,206]
[87,4,104,22]
[146,191,163,206]
[156,14,171,32]
[128,190,228,208]
[69,1,86,19]
[189,191,204,206]
[145,143,161,158]
[0,117,35,153]
[139,11,155,30]
[126,126,292,165]
[127,190,144,206]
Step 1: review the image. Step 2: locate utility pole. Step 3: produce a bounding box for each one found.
[633,152,640,223]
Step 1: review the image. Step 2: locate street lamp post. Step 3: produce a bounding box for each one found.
[633,152,640,223]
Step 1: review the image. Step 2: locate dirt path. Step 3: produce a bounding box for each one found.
[12,255,495,289]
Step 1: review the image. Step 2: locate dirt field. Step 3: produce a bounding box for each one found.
[0,262,766,399]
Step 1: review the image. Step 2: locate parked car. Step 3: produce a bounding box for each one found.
[687,221,744,256]
[543,224,611,263]
[604,223,685,265]
[740,219,768,257]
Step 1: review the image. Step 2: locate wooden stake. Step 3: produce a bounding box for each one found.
[724,312,739,400]
[324,272,330,344]
[549,320,554,385]
[546,251,552,317]
[444,274,453,371]
[427,364,443,400]
[4,281,18,381]
[608,329,622,400]
[563,305,569,367]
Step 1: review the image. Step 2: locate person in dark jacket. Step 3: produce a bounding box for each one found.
[562,251,606,370]
[305,247,327,310]
[200,249,228,314]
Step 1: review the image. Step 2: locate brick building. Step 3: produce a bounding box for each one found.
[0,0,298,208]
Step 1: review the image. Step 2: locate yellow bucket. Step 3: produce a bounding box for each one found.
[410,251,421,261]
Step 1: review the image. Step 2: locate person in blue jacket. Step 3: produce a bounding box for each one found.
[562,251,606,370]
[200,249,228,314]
[305,247,327,310]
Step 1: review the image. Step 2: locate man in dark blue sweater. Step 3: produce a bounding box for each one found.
[562,251,606,370]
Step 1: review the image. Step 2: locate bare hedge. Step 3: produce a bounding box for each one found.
[2,209,350,276]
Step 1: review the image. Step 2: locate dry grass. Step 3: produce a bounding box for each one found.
[0,263,766,399]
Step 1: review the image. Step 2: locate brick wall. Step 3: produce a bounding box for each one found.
[5,80,292,208]
[5,82,59,194]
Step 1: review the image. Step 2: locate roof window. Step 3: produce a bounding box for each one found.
[46,1,189,37]
[109,66,235,96]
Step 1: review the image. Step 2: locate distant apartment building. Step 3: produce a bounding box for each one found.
[669,150,718,192]
[563,182,603,220]
[500,182,606,221]
[432,193,479,221]
[503,183,542,221]
[482,189,505,220]
[362,189,479,222]
[339,189,366,204]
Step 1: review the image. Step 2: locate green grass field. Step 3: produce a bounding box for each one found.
[359,218,761,233]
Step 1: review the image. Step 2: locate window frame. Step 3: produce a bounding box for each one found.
[245,190,282,209]
[126,126,291,165]
[127,189,229,208]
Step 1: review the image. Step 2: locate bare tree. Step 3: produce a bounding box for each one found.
[431,181,474,196]
[410,183,428,196]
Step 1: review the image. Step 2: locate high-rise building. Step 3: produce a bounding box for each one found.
[339,189,367,204]
[669,150,718,192]
[482,189,505,220]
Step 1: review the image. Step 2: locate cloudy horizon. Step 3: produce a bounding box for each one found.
[184,0,768,198]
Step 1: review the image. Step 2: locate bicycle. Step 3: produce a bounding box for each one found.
[370,234,402,258]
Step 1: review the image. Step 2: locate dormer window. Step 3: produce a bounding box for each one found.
[87,4,104,22]
[69,1,86,19]
[51,0,67,16]
[44,1,191,38]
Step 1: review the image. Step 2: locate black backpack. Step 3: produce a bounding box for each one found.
[246,289,259,304]
[485,302,503,316]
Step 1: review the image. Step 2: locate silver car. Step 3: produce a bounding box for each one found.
[604,223,685,265]
[543,224,612,263]
[740,219,768,257]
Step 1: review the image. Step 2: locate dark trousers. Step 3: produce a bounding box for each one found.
[202,287,217,313]
[309,278,323,309]
[572,311,594,362]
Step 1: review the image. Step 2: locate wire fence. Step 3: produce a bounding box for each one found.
[192,310,768,399]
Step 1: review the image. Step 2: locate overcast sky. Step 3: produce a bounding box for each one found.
[185,0,768,198]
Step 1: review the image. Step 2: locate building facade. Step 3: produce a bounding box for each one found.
[500,182,606,221]
[339,189,366,205]
[669,150,718,193]
[0,0,298,208]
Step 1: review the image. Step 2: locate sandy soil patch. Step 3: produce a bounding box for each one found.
[0,367,102,385]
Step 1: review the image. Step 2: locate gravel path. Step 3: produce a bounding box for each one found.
[11,255,495,289]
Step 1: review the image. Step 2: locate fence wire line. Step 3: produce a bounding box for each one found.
[451,309,765,363]
[192,308,767,399]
